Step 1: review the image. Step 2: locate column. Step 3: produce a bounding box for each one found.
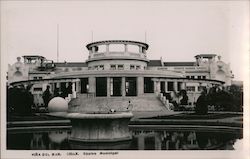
[106,44,109,53]
[138,136,145,150]
[91,47,95,53]
[56,82,60,92]
[122,77,126,97]
[50,83,54,94]
[154,80,157,93]
[165,81,168,92]
[207,82,212,93]
[88,77,96,96]
[107,77,110,97]
[156,81,161,93]
[155,135,162,150]
[154,80,160,94]
[76,79,81,93]
[72,82,76,98]
[174,81,178,92]
[139,46,143,53]
[181,82,186,90]
[137,76,144,96]
[124,44,128,52]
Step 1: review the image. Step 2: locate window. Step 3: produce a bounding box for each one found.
[38,77,42,79]
[202,76,206,79]
[144,77,154,93]
[110,65,116,70]
[186,86,195,92]
[191,76,195,79]
[33,87,43,92]
[198,86,206,92]
[33,77,37,80]
[186,76,190,79]
[130,65,135,70]
[109,44,124,52]
[118,65,124,70]
[167,82,174,91]
[197,76,201,79]
[94,66,98,70]
[177,82,182,91]
[99,65,104,70]
[136,65,141,70]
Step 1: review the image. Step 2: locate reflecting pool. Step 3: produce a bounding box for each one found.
[7,128,242,150]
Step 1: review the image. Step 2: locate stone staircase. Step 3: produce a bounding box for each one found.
[68,94,170,113]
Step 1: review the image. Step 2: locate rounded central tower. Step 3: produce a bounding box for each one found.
[86,40,149,71]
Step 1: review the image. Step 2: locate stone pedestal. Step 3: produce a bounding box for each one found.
[67,112,133,142]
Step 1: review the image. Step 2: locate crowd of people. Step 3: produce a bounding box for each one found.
[164,89,189,111]
[7,85,33,116]
[7,83,242,117]
[7,83,74,116]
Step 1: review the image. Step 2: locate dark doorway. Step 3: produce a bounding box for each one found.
[178,82,182,91]
[80,78,88,93]
[144,77,154,93]
[60,82,67,97]
[160,81,165,93]
[111,77,122,96]
[125,77,137,96]
[168,82,174,91]
[96,77,107,97]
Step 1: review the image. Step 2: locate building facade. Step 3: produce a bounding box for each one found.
[8,40,233,108]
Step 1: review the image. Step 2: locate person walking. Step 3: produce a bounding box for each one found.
[195,89,208,115]
[42,85,52,108]
[126,101,133,111]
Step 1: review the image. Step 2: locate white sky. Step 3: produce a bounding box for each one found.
[1,1,249,80]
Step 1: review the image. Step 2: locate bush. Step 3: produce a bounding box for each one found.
[206,86,243,112]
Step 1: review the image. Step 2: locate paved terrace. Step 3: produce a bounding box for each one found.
[68,95,169,112]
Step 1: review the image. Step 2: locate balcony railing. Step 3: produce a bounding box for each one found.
[89,51,147,60]
[158,66,208,71]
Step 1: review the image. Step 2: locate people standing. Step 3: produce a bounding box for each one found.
[42,85,52,108]
[195,88,208,115]
[126,101,133,111]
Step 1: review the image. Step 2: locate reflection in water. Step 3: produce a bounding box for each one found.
[7,129,242,150]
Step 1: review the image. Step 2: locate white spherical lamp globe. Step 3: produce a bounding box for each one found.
[48,97,68,112]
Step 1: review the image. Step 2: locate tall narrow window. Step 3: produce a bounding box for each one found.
[167,82,174,91]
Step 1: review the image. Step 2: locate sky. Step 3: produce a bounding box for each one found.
[1,1,249,80]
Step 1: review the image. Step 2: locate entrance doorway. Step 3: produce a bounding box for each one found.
[144,77,154,93]
[96,77,107,97]
[111,77,122,96]
[160,81,165,93]
[80,78,88,93]
[125,77,137,96]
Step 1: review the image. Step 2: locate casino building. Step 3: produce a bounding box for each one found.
[8,40,233,109]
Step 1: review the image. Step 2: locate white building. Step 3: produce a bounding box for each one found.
[8,40,233,109]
